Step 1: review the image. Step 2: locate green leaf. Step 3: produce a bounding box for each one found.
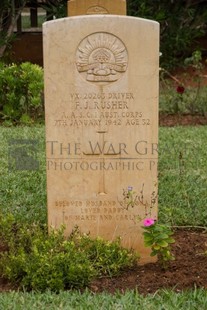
[143,235,154,242]
[156,233,170,240]
[150,251,157,257]
[143,232,151,237]
[144,240,153,247]
[157,240,168,247]
[153,245,160,250]
[166,238,175,244]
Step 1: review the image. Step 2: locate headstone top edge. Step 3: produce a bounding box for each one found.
[43,15,160,29]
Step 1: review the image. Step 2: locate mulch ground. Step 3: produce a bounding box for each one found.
[89,229,207,294]
[0,229,207,294]
[159,113,207,127]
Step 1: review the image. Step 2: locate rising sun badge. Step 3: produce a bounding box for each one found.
[76,32,128,85]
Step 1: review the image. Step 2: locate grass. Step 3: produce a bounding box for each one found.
[0,126,46,223]
[159,126,207,226]
[0,125,207,307]
[0,288,207,309]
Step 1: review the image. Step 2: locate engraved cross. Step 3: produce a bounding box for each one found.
[83,130,121,195]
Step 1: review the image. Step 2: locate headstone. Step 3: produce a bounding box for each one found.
[43,13,159,263]
[67,0,126,16]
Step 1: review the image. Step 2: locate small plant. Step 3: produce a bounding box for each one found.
[184,50,203,72]
[122,186,138,209]
[142,218,175,268]
[121,185,157,218]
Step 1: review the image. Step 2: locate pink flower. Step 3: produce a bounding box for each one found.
[143,218,155,227]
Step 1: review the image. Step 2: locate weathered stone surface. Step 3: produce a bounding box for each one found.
[67,0,126,16]
[43,15,159,263]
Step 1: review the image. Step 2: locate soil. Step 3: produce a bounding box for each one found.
[159,113,207,127]
[89,229,207,294]
[0,229,207,294]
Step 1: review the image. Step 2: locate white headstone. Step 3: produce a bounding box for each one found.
[43,15,159,263]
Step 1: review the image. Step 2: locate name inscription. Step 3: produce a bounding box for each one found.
[54,92,151,128]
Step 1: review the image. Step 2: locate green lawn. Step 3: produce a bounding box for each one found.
[0,288,207,310]
[0,126,47,223]
[159,126,207,226]
[0,125,207,308]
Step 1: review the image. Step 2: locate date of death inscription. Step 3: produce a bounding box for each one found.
[54,92,151,128]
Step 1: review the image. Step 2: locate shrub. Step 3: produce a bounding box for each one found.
[0,62,44,125]
[70,228,138,277]
[128,0,207,69]
[0,214,138,292]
